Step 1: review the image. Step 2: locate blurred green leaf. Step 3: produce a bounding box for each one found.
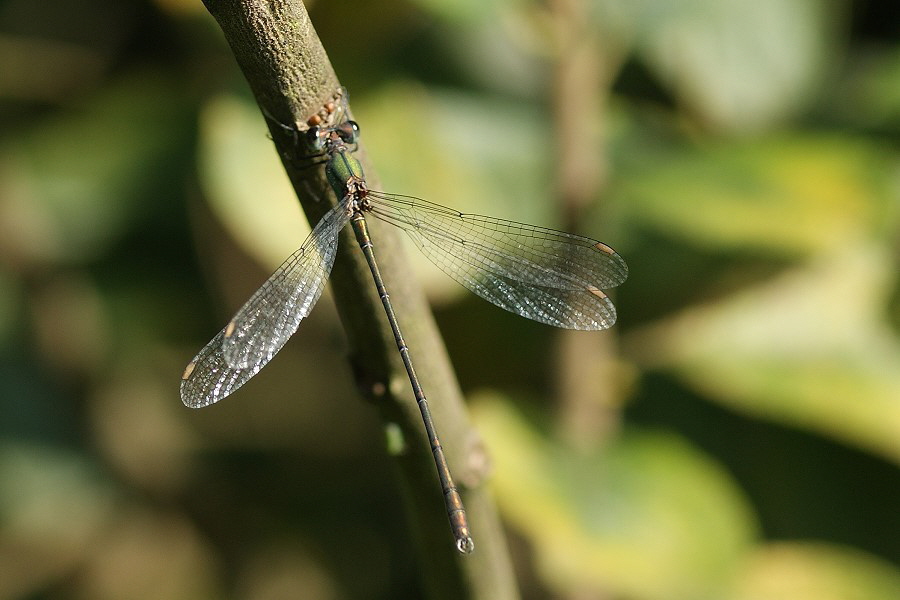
[356,84,547,219]
[410,0,502,22]
[197,94,305,268]
[619,134,895,256]
[830,46,900,130]
[0,443,117,598]
[625,242,900,463]
[596,0,838,131]
[0,72,194,264]
[730,542,900,600]
[472,394,758,600]
[67,504,222,600]
[0,271,21,345]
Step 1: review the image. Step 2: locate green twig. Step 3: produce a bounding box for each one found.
[199,1,518,597]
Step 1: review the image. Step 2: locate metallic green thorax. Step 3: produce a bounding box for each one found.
[325,150,365,199]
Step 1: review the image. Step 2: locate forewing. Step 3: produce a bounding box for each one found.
[181,200,350,408]
[180,328,257,408]
[221,200,350,369]
[369,193,627,330]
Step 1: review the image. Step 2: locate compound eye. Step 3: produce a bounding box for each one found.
[306,126,324,151]
[336,121,360,144]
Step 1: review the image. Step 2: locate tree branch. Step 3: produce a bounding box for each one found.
[200,1,518,597]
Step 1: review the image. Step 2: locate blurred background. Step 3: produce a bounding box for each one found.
[1,0,899,598]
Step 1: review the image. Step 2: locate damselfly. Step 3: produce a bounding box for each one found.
[181,89,628,554]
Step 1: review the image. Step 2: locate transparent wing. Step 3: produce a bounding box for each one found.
[221,199,351,369]
[367,192,628,331]
[181,199,350,408]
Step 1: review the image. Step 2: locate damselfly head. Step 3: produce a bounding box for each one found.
[296,88,356,157]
